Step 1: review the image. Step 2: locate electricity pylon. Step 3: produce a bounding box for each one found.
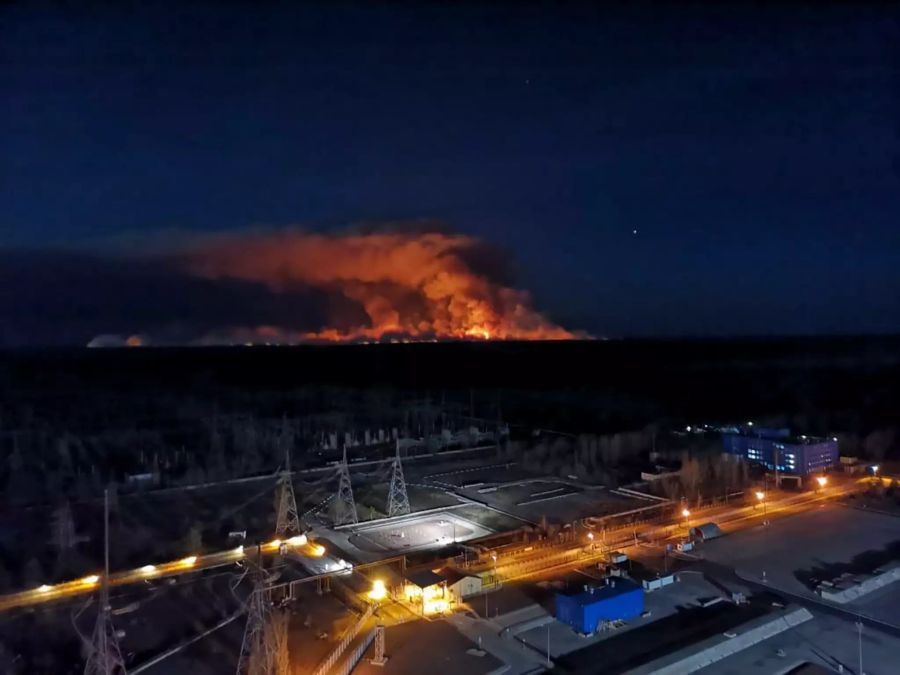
[236,553,289,675]
[333,446,358,526]
[387,440,410,517]
[275,450,302,538]
[83,489,125,675]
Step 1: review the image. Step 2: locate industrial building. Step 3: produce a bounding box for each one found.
[555,579,644,634]
[722,426,838,476]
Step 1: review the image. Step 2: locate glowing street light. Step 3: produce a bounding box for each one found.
[755,490,768,523]
[681,508,691,532]
[81,575,100,586]
[180,555,198,567]
[368,579,387,602]
[587,531,594,551]
[140,564,157,574]
[37,584,51,593]
[816,476,828,488]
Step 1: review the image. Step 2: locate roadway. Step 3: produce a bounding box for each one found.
[481,478,865,583]
[0,536,341,612]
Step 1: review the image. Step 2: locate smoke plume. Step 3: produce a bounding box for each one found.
[181,229,576,343]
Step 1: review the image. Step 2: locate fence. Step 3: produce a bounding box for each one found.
[330,628,377,675]
[311,604,375,675]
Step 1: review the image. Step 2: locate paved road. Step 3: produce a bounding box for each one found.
[0,537,342,612]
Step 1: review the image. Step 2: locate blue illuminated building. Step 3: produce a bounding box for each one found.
[555,579,644,634]
[722,425,838,475]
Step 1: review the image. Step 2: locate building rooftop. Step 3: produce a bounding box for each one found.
[726,428,836,446]
[558,578,641,607]
[406,569,445,589]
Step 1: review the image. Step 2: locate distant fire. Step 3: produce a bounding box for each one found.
[184,229,577,343]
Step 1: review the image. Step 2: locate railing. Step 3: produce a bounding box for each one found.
[311,604,375,675]
[332,629,377,675]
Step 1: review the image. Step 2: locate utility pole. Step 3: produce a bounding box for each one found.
[83,489,125,675]
[387,440,410,517]
[856,618,865,675]
[334,445,358,526]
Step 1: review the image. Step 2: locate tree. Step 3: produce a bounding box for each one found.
[184,525,203,553]
[50,501,77,556]
[23,557,43,586]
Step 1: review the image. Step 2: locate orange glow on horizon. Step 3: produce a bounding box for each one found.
[184,230,581,343]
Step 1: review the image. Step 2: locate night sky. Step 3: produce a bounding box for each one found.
[2,2,899,345]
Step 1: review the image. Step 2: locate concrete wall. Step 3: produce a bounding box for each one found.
[818,564,900,603]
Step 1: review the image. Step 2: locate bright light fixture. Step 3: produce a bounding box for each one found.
[180,555,198,567]
[37,584,51,592]
[755,491,765,500]
[368,579,387,601]
[816,476,828,487]
[140,564,157,574]
[682,508,690,517]
[82,575,100,585]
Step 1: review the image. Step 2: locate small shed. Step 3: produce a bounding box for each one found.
[689,522,723,541]
[441,568,483,602]
[555,579,644,634]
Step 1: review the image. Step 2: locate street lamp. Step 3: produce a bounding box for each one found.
[681,508,690,532]
[816,476,828,489]
[587,532,594,551]
[756,491,768,524]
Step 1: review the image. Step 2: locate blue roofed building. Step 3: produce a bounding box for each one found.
[722,425,838,476]
[555,579,644,634]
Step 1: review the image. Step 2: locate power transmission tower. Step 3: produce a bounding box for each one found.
[333,446,358,526]
[236,554,289,675]
[387,440,410,517]
[275,449,302,538]
[83,489,125,675]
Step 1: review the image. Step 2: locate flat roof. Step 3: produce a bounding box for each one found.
[406,569,445,588]
[559,578,641,607]
[725,431,835,446]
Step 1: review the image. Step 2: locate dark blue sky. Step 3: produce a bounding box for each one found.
[2,1,899,341]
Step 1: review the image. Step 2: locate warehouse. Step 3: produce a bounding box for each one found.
[555,579,644,634]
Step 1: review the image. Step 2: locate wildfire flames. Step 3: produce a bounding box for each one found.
[183,229,576,343]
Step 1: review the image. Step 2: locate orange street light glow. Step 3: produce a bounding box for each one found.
[681,508,690,518]
[140,564,157,574]
[180,556,198,567]
[368,579,387,601]
[816,476,828,487]
[755,491,765,501]
[37,584,51,592]
[82,575,100,585]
